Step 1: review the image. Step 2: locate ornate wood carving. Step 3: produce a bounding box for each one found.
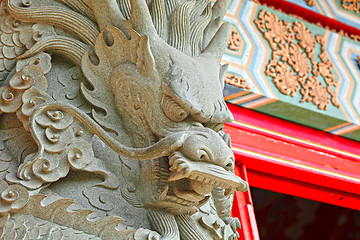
[227,26,241,52]
[342,0,360,14]
[225,73,250,90]
[304,0,315,6]
[255,9,340,110]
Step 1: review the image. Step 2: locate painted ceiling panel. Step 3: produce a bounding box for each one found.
[223,0,360,140]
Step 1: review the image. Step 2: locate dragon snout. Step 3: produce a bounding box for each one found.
[223,159,234,171]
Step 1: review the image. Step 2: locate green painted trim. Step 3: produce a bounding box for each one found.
[253,101,347,131]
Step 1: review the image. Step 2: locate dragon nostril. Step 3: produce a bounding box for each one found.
[225,162,233,170]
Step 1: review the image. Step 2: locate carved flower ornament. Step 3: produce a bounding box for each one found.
[256,10,340,110]
[342,0,360,14]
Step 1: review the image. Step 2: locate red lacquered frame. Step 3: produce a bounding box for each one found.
[256,0,360,38]
[228,104,360,240]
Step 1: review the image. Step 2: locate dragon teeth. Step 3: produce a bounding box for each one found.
[197,196,210,207]
[209,179,216,184]
[165,195,194,206]
[224,188,234,196]
[196,176,204,181]
[203,178,210,183]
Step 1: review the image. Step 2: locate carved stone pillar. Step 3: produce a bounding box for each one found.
[0,0,248,239]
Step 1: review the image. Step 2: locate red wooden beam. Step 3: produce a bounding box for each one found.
[227,104,360,156]
[233,165,260,240]
[227,126,360,194]
[247,169,360,211]
[227,103,360,211]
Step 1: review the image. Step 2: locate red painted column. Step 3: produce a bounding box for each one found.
[228,103,360,238]
[233,165,260,240]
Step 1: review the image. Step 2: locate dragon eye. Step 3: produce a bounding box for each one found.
[161,95,189,122]
[198,150,209,161]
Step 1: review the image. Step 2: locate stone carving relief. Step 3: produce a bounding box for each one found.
[225,73,250,90]
[342,0,360,14]
[255,10,340,110]
[0,0,248,239]
[303,0,315,7]
[227,27,241,52]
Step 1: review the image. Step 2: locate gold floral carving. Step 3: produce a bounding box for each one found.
[225,73,250,90]
[351,34,360,42]
[304,0,315,6]
[228,26,241,51]
[342,0,360,14]
[255,10,340,110]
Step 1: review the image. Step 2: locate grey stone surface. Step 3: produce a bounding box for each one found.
[0,0,248,239]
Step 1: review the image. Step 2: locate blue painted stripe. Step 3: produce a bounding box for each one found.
[342,42,360,122]
[240,2,275,98]
[284,0,322,13]
[327,32,359,124]
[227,65,260,94]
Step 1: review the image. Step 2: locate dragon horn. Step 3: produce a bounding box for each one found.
[129,0,158,37]
[82,0,126,31]
[201,22,232,63]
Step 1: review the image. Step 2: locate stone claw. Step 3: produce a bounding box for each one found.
[224,217,241,238]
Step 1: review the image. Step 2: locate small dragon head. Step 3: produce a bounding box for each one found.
[149,127,248,215]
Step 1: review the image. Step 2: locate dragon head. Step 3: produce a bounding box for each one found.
[7,0,248,224]
[149,127,248,215]
[69,0,246,215]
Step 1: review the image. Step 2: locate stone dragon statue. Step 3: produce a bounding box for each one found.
[0,0,248,239]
